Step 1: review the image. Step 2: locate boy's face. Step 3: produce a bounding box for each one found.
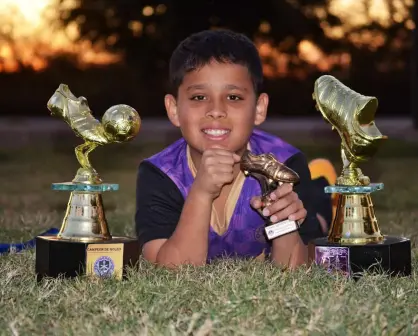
[165,61,268,156]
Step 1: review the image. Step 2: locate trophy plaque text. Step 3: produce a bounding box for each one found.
[241,150,301,240]
[35,84,141,281]
[308,75,412,278]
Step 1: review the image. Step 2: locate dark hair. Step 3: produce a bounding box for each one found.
[169,29,264,96]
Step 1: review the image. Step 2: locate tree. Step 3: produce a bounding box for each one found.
[56,0,334,116]
[56,0,415,119]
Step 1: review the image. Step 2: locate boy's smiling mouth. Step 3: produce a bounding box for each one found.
[201,128,231,140]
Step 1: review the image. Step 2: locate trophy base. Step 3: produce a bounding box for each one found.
[308,236,412,278]
[35,235,140,281]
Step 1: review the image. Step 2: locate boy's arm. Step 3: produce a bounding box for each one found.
[151,184,213,267]
[271,231,308,268]
[135,161,212,267]
[270,152,324,268]
[284,152,325,244]
[137,148,239,268]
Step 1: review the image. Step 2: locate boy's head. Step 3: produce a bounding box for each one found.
[168,29,264,97]
[165,29,269,157]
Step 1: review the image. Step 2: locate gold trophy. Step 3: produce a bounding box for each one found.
[240,150,301,240]
[35,84,141,281]
[308,75,412,277]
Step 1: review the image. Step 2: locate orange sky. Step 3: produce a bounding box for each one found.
[0,0,120,73]
[0,0,414,75]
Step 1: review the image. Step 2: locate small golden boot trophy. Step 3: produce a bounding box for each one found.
[308,75,412,278]
[35,84,141,281]
[240,150,301,240]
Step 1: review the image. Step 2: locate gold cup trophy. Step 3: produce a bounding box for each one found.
[308,75,412,277]
[240,150,302,240]
[35,84,141,281]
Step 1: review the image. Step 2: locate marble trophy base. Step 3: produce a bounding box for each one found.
[308,236,411,278]
[308,183,412,278]
[35,236,140,281]
[35,182,140,281]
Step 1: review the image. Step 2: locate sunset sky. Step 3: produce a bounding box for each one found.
[0,0,414,75]
[0,0,120,72]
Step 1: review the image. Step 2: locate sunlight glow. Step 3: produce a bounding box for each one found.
[257,0,413,78]
[313,0,413,45]
[0,0,120,73]
[0,0,413,75]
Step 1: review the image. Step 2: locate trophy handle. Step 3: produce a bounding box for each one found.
[243,171,277,215]
[244,172,277,196]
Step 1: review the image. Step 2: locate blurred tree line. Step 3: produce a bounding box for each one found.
[0,0,415,124]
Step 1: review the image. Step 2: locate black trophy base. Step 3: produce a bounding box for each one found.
[308,236,412,278]
[35,235,140,281]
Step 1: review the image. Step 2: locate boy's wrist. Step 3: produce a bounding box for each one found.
[271,230,302,247]
[189,184,215,204]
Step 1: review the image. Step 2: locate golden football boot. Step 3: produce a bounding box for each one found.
[313,75,387,185]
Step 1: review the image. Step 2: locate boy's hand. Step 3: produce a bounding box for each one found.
[194,148,241,200]
[250,183,306,225]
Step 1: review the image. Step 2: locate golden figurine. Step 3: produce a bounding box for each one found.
[47,84,141,185]
[240,150,301,239]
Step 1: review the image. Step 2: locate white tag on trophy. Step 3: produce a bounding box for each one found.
[265,219,299,240]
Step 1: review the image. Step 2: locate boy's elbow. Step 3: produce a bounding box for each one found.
[143,239,206,268]
[287,241,309,268]
[155,249,207,268]
[154,258,206,269]
[271,232,309,269]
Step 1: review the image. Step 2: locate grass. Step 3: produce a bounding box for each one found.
[1,136,418,335]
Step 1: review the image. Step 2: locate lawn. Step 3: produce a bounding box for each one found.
[1,135,418,335]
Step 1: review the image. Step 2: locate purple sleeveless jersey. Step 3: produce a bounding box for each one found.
[145,129,299,262]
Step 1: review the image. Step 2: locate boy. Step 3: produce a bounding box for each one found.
[135,29,336,269]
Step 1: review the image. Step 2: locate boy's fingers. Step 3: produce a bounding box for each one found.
[250,196,262,209]
[214,165,234,174]
[207,149,239,160]
[270,200,305,223]
[204,147,241,162]
[233,153,241,162]
[264,193,298,215]
[270,183,293,200]
[218,172,235,184]
[270,202,300,222]
[263,196,293,216]
[289,208,307,222]
[216,156,236,165]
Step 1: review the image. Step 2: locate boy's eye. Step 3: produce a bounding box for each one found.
[191,95,206,101]
[228,95,242,101]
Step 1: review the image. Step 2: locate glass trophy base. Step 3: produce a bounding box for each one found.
[325,183,384,194]
[51,182,119,192]
[308,236,412,279]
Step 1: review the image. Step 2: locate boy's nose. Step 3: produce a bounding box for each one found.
[206,101,227,118]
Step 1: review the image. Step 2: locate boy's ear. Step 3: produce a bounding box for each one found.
[164,94,180,127]
[254,93,269,126]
